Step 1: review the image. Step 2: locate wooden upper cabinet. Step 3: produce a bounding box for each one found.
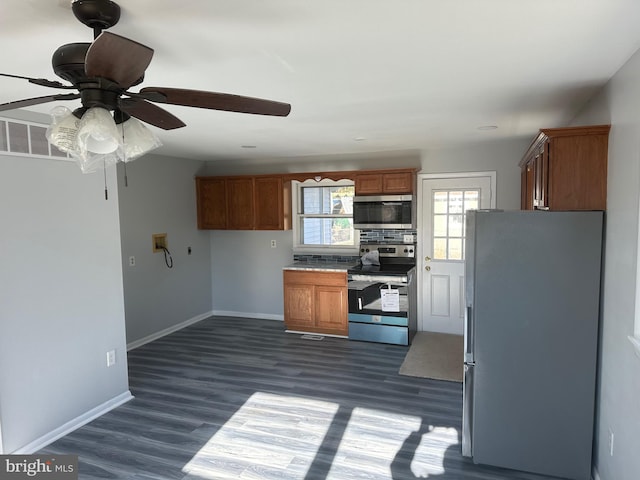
[254,176,291,230]
[226,177,255,230]
[520,125,610,211]
[196,177,227,229]
[354,169,415,195]
[196,175,292,230]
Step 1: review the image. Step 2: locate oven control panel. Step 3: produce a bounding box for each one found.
[359,243,415,258]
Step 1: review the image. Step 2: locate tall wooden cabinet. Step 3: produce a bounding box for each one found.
[283,270,348,336]
[520,125,610,211]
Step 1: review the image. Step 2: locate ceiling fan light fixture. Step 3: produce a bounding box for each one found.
[77,106,120,154]
[46,106,81,154]
[117,116,162,162]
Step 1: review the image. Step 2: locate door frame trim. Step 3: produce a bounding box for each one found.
[416,171,497,332]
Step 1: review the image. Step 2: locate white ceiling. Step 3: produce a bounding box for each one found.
[1,0,640,164]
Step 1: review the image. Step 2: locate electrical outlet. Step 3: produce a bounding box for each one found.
[129,256,135,267]
[609,428,614,456]
[403,234,414,243]
[270,240,277,248]
[106,350,116,367]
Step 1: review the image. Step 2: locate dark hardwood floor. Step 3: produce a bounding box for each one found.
[41,317,558,479]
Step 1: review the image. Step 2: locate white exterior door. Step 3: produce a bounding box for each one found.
[418,173,495,334]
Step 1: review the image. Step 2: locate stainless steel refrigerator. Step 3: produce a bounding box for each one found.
[462,210,603,480]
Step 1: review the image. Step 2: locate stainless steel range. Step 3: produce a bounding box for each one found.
[347,243,417,345]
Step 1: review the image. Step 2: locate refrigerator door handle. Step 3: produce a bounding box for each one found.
[464,305,474,363]
[462,363,474,458]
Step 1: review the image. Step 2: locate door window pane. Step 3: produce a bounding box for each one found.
[432,189,480,260]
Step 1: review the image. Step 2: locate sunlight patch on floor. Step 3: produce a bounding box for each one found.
[327,408,459,479]
[182,392,339,479]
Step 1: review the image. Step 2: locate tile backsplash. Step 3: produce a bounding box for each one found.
[358,228,417,244]
[292,229,417,264]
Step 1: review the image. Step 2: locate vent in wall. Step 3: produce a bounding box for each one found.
[0,117,69,160]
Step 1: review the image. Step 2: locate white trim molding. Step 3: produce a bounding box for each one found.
[212,310,284,322]
[12,391,133,454]
[127,310,214,351]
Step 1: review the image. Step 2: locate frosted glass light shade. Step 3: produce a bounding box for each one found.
[46,106,80,154]
[117,117,162,161]
[77,107,119,155]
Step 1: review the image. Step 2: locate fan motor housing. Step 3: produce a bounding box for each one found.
[52,43,91,85]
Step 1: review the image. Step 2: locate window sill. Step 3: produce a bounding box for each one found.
[628,336,640,359]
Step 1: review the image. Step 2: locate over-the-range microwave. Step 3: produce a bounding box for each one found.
[352,194,414,229]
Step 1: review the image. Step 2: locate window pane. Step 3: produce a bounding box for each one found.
[0,121,6,151]
[433,191,448,214]
[302,186,354,215]
[449,191,463,213]
[29,125,49,156]
[302,217,354,245]
[433,214,447,237]
[449,214,463,237]
[464,190,479,211]
[449,238,463,260]
[8,122,29,153]
[434,238,447,260]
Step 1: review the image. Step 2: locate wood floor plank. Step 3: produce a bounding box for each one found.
[39,317,560,480]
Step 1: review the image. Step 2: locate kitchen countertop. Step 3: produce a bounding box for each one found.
[283,262,357,272]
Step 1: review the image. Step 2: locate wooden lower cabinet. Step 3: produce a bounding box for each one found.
[283,270,348,336]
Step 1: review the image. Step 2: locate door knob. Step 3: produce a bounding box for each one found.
[425,266,431,271]
[425,256,431,262]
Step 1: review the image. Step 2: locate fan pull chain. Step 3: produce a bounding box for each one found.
[103,159,108,200]
[121,118,129,187]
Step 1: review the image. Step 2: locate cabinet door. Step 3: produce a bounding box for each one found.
[227,178,255,229]
[533,144,549,210]
[254,176,285,230]
[196,178,227,229]
[283,283,315,330]
[355,173,383,194]
[548,133,608,210]
[383,172,413,193]
[315,285,348,335]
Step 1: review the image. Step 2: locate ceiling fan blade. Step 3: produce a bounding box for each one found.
[0,93,81,112]
[120,98,186,130]
[139,87,292,117]
[85,32,154,89]
[0,73,75,90]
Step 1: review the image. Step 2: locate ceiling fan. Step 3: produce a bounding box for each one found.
[0,0,292,130]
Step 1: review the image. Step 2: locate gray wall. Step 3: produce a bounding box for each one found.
[569,47,640,480]
[0,156,129,453]
[117,154,213,346]
[422,136,527,209]
[207,139,525,319]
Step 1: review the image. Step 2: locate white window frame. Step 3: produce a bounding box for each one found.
[291,179,359,255]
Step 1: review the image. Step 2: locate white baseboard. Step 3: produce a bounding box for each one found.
[212,310,284,322]
[127,310,214,351]
[13,391,133,454]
